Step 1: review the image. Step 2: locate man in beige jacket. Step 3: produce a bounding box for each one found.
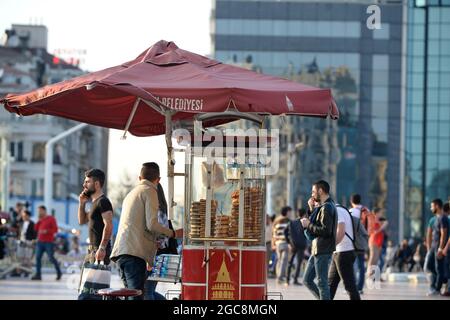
[110,162,176,299]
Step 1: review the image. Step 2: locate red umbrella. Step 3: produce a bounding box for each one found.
[1,40,339,217]
[2,40,338,137]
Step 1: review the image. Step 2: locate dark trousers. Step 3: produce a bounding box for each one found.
[144,279,166,300]
[329,251,360,300]
[355,252,365,291]
[35,241,61,276]
[287,246,305,282]
[117,255,147,300]
[433,250,448,292]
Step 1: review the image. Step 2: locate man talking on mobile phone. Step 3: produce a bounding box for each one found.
[78,169,113,266]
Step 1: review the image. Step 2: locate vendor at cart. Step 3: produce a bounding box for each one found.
[110,162,182,300]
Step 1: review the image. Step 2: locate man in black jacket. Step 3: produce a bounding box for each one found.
[301,180,337,300]
[285,208,307,285]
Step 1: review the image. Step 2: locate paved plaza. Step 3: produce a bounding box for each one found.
[0,272,447,300]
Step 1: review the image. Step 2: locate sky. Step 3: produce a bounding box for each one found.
[0,0,212,191]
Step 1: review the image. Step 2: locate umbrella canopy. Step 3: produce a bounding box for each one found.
[1,40,339,137]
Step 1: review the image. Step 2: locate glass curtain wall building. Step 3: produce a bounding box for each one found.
[211,0,404,241]
[404,1,450,238]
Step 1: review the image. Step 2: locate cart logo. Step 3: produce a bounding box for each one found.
[211,254,236,300]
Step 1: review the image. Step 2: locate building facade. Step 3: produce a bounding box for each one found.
[211,0,404,241]
[0,25,109,228]
[403,1,450,238]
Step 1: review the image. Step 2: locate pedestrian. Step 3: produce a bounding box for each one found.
[31,205,62,281]
[395,239,414,272]
[17,210,36,275]
[144,182,179,300]
[441,201,450,297]
[268,214,277,278]
[77,168,114,299]
[367,208,388,279]
[265,213,273,275]
[425,206,437,291]
[78,168,113,265]
[328,204,360,300]
[426,199,448,296]
[349,194,370,294]
[110,162,178,300]
[382,240,397,273]
[301,180,337,300]
[272,206,291,284]
[285,208,307,286]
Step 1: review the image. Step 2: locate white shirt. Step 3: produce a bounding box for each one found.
[336,206,355,253]
[349,205,362,219]
[20,220,30,241]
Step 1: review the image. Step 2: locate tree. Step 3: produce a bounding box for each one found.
[107,170,135,217]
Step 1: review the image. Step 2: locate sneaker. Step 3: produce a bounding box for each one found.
[293,280,303,286]
[31,275,42,280]
[359,290,364,295]
[426,289,439,296]
[440,292,450,297]
[56,272,62,281]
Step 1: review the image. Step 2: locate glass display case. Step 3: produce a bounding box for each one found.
[181,131,269,300]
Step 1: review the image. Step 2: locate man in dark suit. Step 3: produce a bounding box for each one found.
[14,210,37,277]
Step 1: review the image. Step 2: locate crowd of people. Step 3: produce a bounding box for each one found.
[1,168,449,301]
[266,181,450,299]
[0,202,72,279]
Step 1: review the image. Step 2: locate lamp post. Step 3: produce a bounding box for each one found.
[44,123,88,212]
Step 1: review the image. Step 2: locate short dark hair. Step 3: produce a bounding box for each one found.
[141,162,160,181]
[313,180,330,194]
[443,202,449,213]
[85,168,106,188]
[23,210,31,217]
[298,208,307,218]
[38,205,47,211]
[431,199,443,209]
[281,206,292,216]
[351,194,361,205]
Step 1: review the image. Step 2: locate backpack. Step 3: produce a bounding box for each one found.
[337,204,369,253]
[286,219,307,248]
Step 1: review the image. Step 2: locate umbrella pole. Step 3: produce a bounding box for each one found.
[165,111,174,220]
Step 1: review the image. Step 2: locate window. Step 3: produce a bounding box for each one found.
[17,142,24,162]
[32,142,45,162]
[9,142,15,158]
[373,24,390,40]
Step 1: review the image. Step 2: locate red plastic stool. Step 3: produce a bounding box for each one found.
[97,288,143,300]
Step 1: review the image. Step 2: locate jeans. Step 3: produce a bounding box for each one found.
[354,252,365,291]
[276,242,289,281]
[328,251,360,300]
[425,250,436,290]
[287,246,305,282]
[434,250,448,292]
[378,245,387,271]
[144,279,166,300]
[116,255,147,300]
[303,253,332,300]
[35,241,61,276]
